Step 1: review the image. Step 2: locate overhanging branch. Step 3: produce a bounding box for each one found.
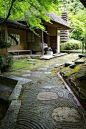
[0,0,16,25]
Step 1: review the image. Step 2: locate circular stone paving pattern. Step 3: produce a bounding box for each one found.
[52,107,82,123]
[37,92,58,100]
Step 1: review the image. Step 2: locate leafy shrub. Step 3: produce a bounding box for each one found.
[3,53,14,71]
[0,40,11,48]
[60,39,82,50]
[0,30,11,49]
[1,54,14,72]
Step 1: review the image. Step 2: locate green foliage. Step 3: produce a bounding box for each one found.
[58,0,86,41]
[0,54,14,71]
[4,53,14,66]
[0,31,11,48]
[0,40,11,48]
[64,66,80,77]
[2,53,14,71]
[60,39,82,50]
[0,0,59,31]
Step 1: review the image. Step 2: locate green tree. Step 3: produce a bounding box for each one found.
[0,0,59,31]
[58,0,86,41]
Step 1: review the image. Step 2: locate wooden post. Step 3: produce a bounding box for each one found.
[42,31,44,55]
[57,29,60,54]
[56,29,58,54]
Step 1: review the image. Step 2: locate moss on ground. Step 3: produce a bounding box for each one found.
[64,66,80,77]
[60,57,86,107]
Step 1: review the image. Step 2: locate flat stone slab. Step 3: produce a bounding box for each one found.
[28,62,35,64]
[52,107,82,123]
[27,59,36,61]
[40,55,54,60]
[79,54,86,58]
[21,70,31,73]
[43,85,56,89]
[5,75,32,84]
[37,68,47,71]
[70,64,76,68]
[65,62,74,67]
[44,65,49,68]
[75,60,85,64]
[0,100,21,129]
[20,61,24,62]
[22,74,30,77]
[37,92,58,100]
[44,72,51,74]
[54,64,62,68]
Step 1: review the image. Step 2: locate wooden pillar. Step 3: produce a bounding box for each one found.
[57,30,60,53]
[5,25,8,42]
[42,31,44,55]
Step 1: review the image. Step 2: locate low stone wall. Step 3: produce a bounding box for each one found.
[0,75,32,129]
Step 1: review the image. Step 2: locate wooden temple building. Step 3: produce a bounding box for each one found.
[0,12,71,57]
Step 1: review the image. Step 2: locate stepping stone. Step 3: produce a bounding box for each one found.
[75,60,85,64]
[54,64,62,68]
[28,62,35,64]
[40,55,54,60]
[44,65,49,68]
[6,75,32,84]
[70,64,76,68]
[22,70,31,73]
[37,68,47,71]
[37,92,58,100]
[22,74,30,77]
[27,59,35,61]
[79,54,86,58]
[44,72,51,74]
[20,61,24,62]
[52,107,82,123]
[65,62,74,67]
[43,85,56,89]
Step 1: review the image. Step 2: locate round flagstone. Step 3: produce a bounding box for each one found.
[52,107,82,123]
[37,92,58,100]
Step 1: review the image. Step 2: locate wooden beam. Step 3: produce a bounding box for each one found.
[43,21,71,30]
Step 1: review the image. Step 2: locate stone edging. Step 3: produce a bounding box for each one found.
[0,75,32,129]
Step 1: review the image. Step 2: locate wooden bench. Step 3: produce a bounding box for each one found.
[8,50,31,55]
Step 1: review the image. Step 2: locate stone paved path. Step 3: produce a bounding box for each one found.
[14,54,86,129]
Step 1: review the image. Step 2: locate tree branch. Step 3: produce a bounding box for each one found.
[0,0,16,25]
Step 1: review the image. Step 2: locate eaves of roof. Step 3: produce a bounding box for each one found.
[45,12,71,29]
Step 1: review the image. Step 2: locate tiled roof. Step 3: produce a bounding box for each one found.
[45,12,71,29]
[0,17,25,26]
